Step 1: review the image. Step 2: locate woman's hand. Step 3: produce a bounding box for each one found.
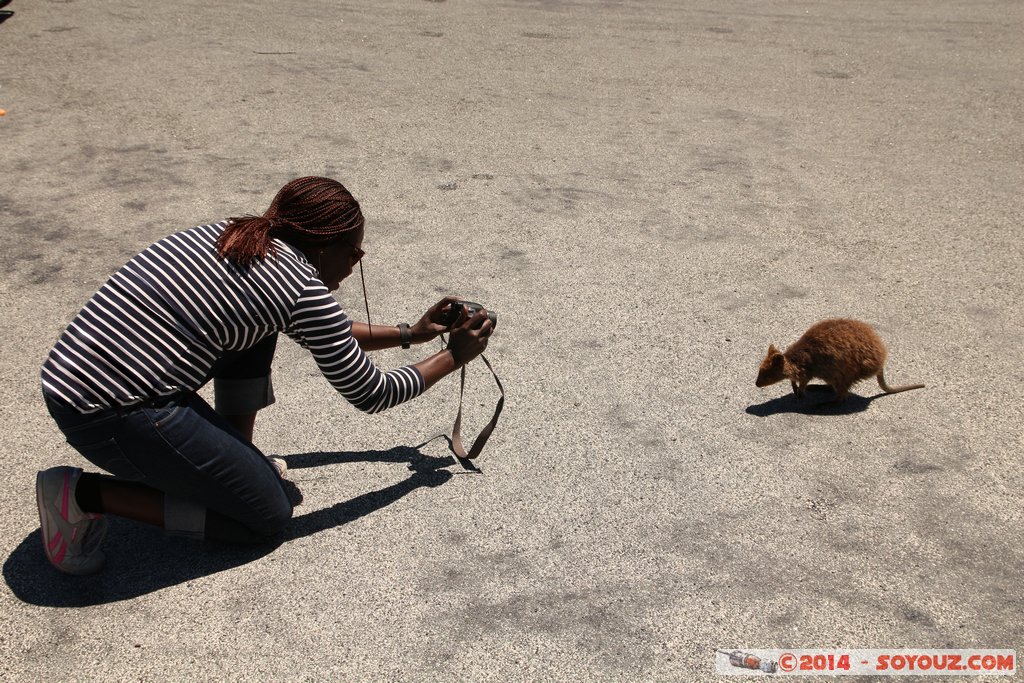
[410,296,462,344]
[411,303,492,389]
[446,307,493,366]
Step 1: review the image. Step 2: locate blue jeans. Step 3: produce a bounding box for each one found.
[45,391,293,542]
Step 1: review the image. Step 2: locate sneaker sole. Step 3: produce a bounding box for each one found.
[35,471,58,566]
[35,469,106,575]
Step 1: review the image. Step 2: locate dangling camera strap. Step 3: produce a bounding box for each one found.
[450,352,505,460]
[355,265,502,459]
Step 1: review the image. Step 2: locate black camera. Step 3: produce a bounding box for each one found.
[442,300,497,328]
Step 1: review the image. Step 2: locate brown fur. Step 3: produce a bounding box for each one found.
[756,318,924,402]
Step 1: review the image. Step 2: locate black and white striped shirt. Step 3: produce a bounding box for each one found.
[41,222,424,414]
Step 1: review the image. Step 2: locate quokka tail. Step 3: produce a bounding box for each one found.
[877,368,925,394]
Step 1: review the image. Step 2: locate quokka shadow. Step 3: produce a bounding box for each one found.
[5,444,466,608]
[746,385,881,417]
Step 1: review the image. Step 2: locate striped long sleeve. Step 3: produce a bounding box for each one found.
[285,281,423,413]
[42,222,424,414]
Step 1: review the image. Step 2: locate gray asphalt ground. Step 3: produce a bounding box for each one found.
[1,1,1022,680]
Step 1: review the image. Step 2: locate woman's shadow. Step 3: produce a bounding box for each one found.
[5,442,470,607]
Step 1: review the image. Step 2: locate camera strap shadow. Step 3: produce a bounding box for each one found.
[450,353,504,460]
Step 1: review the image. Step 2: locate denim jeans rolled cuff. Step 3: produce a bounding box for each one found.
[213,375,275,415]
[164,495,207,539]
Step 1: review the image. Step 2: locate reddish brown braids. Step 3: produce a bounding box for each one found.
[217,176,364,267]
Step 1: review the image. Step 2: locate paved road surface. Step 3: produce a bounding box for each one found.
[1,1,1021,680]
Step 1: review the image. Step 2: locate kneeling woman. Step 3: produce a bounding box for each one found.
[37,176,492,574]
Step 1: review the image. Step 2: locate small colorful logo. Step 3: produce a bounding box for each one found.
[718,650,778,674]
[715,649,1015,676]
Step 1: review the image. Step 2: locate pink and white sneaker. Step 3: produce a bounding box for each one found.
[36,466,109,575]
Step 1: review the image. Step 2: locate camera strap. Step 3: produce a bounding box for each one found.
[450,353,505,460]
[358,278,503,459]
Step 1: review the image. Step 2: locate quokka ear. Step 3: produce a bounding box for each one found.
[767,344,779,355]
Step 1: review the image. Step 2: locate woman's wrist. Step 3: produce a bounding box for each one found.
[397,323,413,349]
[409,322,438,345]
[413,347,461,390]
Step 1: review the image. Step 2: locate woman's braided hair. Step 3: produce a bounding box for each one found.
[217,176,364,267]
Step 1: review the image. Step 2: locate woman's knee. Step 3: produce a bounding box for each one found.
[256,494,293,537]
[238,483,293,540]
[206,497,292,545]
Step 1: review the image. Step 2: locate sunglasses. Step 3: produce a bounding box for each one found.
[342,241,365,263]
